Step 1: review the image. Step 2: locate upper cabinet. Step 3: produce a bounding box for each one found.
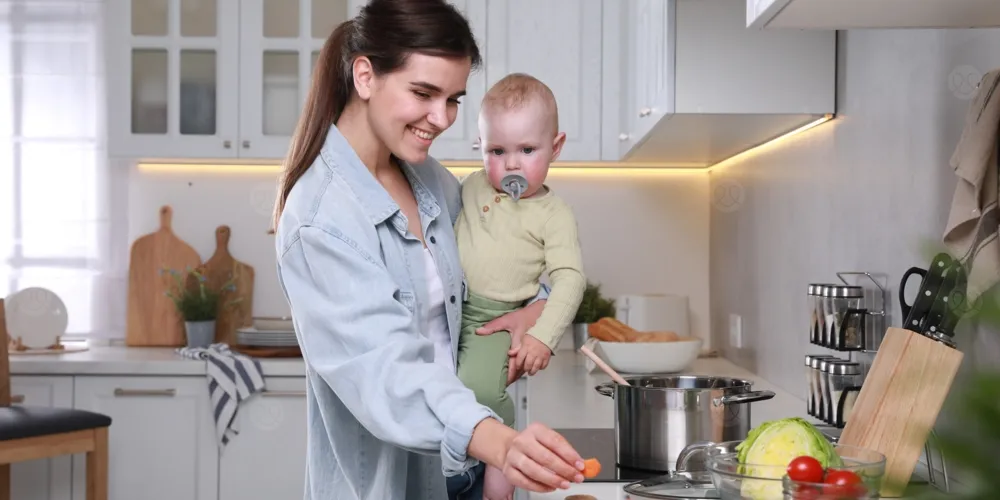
[747,0,1000,30]
[605,0,836,166]
[106,0,837,166]
[107,0,358,160]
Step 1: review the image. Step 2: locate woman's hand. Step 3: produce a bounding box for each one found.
[469,419,584,493]
[475,300,546,384]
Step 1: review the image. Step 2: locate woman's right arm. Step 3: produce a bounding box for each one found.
[278,224,496,475]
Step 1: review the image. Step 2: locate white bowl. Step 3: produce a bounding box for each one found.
[252,316,294,331]
[595,337,703,374]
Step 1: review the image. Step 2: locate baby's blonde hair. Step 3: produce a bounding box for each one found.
[481,73,559,132]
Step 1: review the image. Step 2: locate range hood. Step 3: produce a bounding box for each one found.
[748,0,1000,30]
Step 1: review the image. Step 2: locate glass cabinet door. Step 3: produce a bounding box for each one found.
[238,0,353,159]
[107,0,240,159]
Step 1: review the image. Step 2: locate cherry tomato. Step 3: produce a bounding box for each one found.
[792,484,821,500]
[822,470,867,498]
[786,456,825,483]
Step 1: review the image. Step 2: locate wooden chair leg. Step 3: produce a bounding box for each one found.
[86,427,108,500]
[0,463,9,500]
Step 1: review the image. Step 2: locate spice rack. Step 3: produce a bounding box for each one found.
[804,271,951,494]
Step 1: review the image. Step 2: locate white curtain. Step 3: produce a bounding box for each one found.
[1,0,123,339]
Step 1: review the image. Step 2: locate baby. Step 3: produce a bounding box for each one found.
[454,73,587,500]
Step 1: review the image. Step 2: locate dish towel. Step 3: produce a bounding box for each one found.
[943,67,1000,302]
[176,343,266,447]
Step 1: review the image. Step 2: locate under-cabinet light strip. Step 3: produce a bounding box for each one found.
[136,113,835,176]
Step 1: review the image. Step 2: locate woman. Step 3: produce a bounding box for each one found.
[270,0,586,499]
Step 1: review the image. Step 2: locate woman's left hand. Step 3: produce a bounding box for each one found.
[476,299,546,384]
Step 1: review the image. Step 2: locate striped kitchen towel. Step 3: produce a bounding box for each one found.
[176,343,266,447]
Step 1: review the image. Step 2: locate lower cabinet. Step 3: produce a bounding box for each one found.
[218,377,307,500]
[9,376,74,500]
[71,376,220,500]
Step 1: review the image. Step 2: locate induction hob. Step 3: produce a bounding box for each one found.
[554,428,667,483]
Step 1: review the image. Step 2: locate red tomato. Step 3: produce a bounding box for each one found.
[822,470,867,498]
[792,484,821,500]
[786,456,825,483]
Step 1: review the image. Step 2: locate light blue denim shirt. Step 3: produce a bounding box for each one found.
[274,125,542,500]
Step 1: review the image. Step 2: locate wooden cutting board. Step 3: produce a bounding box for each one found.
[190,225,254,346]
[837,327,963,497]
[126,205,203,346]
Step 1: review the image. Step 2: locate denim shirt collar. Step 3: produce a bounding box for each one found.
[319,124,441,228]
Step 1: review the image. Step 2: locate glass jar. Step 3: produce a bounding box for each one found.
[826,361,863,427]
[807,284,828,345]
[817,358,852,424]
[806,355,836,418]
[827,286,864,350]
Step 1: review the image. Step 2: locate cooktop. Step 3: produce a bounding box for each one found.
[554,428,666,483]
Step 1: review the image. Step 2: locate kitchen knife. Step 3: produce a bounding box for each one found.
[923,261,968,344]
[900,253,953,331]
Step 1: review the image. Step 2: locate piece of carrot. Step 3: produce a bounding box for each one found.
[582,458,601,478]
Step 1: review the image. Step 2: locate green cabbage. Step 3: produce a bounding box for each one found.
[735,417,842,499]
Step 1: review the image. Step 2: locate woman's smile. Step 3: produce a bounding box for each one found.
[408,125,436,146]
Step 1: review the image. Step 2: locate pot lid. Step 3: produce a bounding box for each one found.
[623,470,719,499]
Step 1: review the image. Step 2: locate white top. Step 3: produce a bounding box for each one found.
[422,247,454,372]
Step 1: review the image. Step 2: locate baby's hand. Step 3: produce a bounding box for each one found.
[511,334,552,376]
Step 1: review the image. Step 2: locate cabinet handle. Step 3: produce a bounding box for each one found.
[223,140,232,149]
[639,107,652,117]
[242,140,250,149]
[114,388,176,397]
[618,133,629,141]
[472,140,480,151]
[521,396,527,410]
[261,390,306,398]
[10,394,24,404]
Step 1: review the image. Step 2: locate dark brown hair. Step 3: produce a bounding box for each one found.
[270,0,482,232]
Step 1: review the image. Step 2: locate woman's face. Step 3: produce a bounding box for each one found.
[359,53,472,164]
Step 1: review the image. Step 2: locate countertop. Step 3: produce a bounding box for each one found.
[9,343,306,377]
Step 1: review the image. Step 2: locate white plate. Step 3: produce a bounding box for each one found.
[5,287,68,349]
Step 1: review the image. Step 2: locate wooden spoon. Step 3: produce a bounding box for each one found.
[579,344,631,386]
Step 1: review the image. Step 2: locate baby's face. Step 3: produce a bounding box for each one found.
[478,103,565,198]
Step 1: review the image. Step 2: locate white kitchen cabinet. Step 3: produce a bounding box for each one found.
[746,0,1000,30]
[71,376,218,500]
[107,0,356,160]
[218,377,307,500]
[483,0,603,162]
[605,0,836,166]
[9,376,74,500]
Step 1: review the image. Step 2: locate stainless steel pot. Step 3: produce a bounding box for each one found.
[595,375,775,472]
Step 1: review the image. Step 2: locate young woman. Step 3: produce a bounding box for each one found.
[270,0,586,499]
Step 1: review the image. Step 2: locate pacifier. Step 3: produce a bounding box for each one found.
[501,173,529,201]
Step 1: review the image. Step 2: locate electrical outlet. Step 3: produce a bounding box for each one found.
[729,314,743,348]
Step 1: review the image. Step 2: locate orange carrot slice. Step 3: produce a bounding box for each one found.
[582,458,601,478]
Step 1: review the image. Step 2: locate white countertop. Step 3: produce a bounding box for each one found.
[9,344,306,377]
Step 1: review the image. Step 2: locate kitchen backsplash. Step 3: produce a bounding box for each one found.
[125,165,712,346]
[710,28,1000,398]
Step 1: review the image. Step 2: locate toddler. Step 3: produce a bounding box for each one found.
[454,73,587,500]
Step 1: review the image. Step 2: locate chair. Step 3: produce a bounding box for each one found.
[0,298,111,500]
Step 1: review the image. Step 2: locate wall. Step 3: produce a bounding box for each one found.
[126,166,713,346]
[709,26,1000,466]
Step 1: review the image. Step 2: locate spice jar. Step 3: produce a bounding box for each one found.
[807,284,828,345]
[826,286,864,350]
[806,355,836,418]
[826,361,862,427]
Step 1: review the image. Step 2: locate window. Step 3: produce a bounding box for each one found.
[1,0,118,339]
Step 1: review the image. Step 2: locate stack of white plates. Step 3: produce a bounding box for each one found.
[236,327,298,347]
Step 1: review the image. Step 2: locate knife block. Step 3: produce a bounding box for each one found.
[838,327,963,497]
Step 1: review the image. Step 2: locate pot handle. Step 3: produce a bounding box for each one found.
[675,440,714,472]
[595,382,614,398]
[712,390,775,407]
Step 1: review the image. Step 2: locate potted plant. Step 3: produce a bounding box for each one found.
[162,267,240,348]
[570,282,617,349]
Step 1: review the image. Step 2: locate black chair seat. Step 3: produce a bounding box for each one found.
[0,406,112,442]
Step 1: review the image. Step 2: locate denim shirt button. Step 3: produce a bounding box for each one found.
[429,236,436,244]
[450,295,456,304]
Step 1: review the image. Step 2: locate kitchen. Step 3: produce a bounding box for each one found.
[2,0,1000,499]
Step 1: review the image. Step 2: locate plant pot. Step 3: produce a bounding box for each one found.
[184,320,216,348]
